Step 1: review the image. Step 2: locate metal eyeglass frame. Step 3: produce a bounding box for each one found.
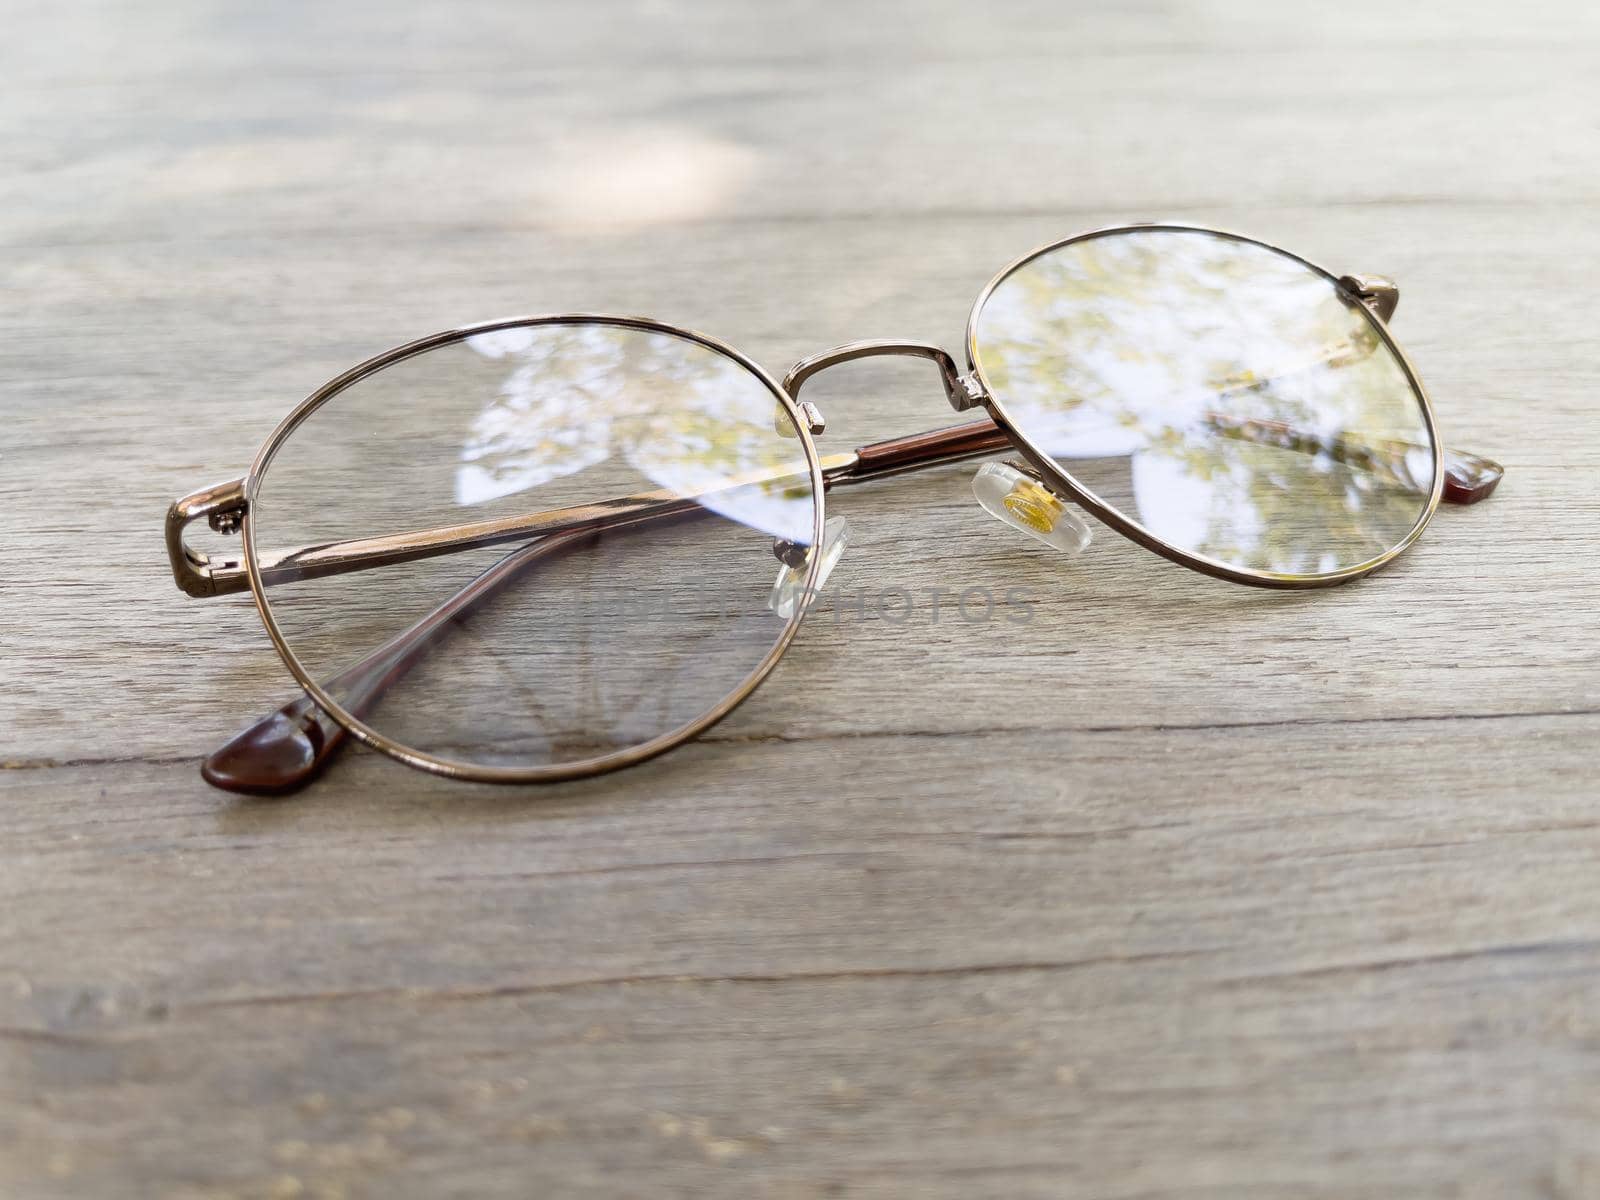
[165,222,1505,794]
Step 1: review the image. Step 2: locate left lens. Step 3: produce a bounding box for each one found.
[245,318,822,779]
[970,227,1439,580]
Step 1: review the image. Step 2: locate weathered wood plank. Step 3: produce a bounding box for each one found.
[5,714,1600,1198]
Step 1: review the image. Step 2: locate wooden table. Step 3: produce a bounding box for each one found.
[4,2,1597,1195]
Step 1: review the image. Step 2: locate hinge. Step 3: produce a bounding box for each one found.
[948,372,989,413]
[165,479,252,598]
[1338,274,1400,324]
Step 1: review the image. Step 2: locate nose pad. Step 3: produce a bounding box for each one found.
[972,462,1092,556]
[768,516,851,618]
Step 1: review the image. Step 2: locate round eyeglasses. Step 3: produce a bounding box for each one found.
[165,224,1503,793]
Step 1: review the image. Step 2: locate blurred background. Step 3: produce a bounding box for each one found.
[9,0,1593,453]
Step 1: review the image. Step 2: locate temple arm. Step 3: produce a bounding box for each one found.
[164,426,1010,599]
[166,458,852,598]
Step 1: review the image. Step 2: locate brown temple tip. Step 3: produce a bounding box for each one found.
[201,694,350,797]
[1442,449,1505,506]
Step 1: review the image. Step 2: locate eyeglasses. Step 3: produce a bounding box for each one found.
[165,223,1503,794]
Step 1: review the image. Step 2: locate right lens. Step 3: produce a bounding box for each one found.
[243,318,822,777]
[971,227,1439,581]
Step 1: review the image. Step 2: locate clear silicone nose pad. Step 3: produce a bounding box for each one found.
[768,516,851,618]
[972,462,1092,556]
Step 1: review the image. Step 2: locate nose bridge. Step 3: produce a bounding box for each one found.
[783,339,986,413]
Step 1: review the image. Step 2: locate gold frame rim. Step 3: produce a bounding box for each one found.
[963,221,1446,590]
[240,313,829,785]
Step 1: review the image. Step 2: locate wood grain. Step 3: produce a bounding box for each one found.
[3,0,1598,1195]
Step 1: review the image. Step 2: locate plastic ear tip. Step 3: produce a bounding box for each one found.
[972,462,1091,555]
[1442,449,1504,505]
[200,699,341,796]
[768,516,850,618]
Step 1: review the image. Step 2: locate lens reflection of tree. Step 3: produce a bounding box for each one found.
[975,230,1434,574]
[456,323,813,544]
